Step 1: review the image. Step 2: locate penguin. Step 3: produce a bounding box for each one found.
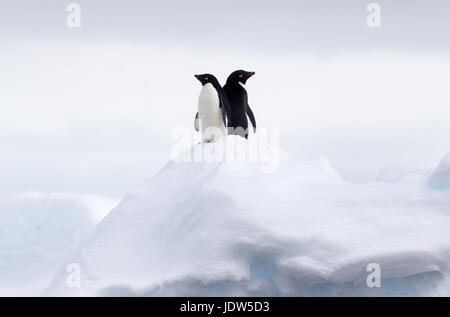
[194,74,231,143]
[223,70,256,139]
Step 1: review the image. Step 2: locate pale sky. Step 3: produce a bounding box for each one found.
[2,0,450,52]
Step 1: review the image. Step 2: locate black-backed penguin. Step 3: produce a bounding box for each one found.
[223,70,256,139]
[194,74,231,143]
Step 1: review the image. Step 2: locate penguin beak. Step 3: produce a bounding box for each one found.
[248,72,256,77]
[194,74,202,83]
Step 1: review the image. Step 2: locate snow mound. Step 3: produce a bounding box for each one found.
[0,192,118,296]
[429,152,450,190]
[377,162,433,183]
[46,137,450,296]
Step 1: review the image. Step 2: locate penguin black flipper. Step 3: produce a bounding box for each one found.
[194,112,200,132]
[246,105,256,133]
[218,92,232,127]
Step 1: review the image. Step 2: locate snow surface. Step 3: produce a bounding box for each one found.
[0,192,118,296]
[45,136,450,296]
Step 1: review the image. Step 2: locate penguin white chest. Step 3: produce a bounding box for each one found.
[198,83,226,142]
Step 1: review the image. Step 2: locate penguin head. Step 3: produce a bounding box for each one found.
[226,70,255,85]
[194,74,219,86]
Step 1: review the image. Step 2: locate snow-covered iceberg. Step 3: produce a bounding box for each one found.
[45,136,450,296]
[0,192,118,296]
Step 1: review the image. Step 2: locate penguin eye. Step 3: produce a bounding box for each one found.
[205,77,209,80]
[239,74,243,78]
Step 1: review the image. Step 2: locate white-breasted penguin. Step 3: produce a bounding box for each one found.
[194,74,231,143]
[223,70,256,139]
